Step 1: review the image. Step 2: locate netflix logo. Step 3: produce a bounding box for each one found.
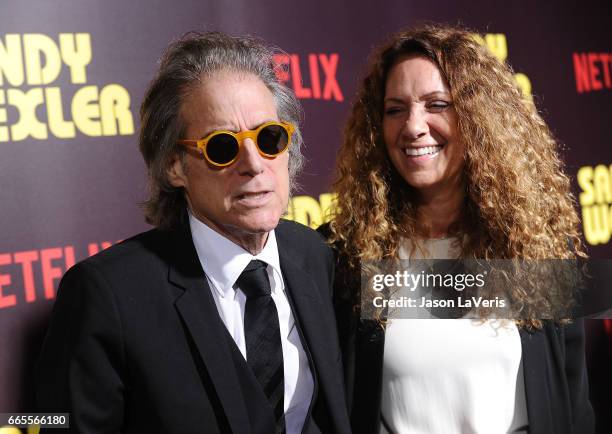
[274,53,344,101]
[0,240,116,309]
[573,52,612,93]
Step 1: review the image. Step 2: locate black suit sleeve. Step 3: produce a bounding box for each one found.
[564,319,595,434]
[36,262,126,433]
[324,237,336,301]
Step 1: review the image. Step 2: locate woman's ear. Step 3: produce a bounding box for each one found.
[167,154,188,188]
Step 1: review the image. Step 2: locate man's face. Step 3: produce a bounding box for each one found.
[168,71,290,243]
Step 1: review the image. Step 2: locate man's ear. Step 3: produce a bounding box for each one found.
[167,153,188,188]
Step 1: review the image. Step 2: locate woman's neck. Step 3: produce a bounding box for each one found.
[415,184,465,239]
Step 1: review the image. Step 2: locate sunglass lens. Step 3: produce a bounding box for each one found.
[257,124,289,156]
[206,134,239,165]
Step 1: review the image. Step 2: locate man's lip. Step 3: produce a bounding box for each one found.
[234,190,271,199]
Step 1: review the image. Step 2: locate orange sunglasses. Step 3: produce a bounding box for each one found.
[177,121,295,167]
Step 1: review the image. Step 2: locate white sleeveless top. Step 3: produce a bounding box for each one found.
[380,238,529,433]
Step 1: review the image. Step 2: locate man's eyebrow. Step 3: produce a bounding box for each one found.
[198,119,277,139]
[198,125,235,139]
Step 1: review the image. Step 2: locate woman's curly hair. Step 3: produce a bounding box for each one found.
[328,24,585,328]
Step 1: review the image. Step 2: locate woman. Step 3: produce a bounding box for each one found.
[322,25,594,433]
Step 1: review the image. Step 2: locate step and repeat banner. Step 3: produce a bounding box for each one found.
[1,0,611,432]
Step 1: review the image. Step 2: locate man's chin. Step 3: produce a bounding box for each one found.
[229,212,282,235]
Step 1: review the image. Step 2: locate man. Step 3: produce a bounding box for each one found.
[36,32,350,434]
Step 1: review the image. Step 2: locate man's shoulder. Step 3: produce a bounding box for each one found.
[72,227,175,278]
[53,228,182,310]
[275,219,334,273]
[276,219,328,252]
[316,222,333,242]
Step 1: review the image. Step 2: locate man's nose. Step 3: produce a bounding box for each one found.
[234,138,265,175]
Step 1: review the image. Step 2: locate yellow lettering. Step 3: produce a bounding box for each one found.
[0,90,8,141]
[291,195,323,228]
[284,200,294,221]
[471,34,485,46]
[0,426,23,433]
[578,166,595,206]
[319,193,336,223]
[582,205,610,245]
[0,34,24,86]
[484,34,508,62]
[100,84,134,135]
[0,33,133,140]
[23,34,62,85]
[59,33,92,84]
[286,193,337,227]
[593,164,612,204]
[72,85,101,136]
[514,73,533,101]
[44,87,76,138]
[8,88,47,140]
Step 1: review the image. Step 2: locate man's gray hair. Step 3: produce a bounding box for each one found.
[139,31,304,229]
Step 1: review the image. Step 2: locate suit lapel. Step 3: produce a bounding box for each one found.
[520,327,553,434]
[168,228,252,434]
[352,318,385,432]
[279,255,336,350]
[276,230,346,432]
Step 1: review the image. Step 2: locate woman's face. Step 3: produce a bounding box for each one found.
[383,55,465,199]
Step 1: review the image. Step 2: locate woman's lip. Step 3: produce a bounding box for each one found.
[402,144,444,162]
[403,144,445,154]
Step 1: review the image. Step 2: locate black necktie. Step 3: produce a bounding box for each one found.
[236,260,285,433]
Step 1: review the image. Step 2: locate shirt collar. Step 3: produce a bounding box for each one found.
[189,212,282,298]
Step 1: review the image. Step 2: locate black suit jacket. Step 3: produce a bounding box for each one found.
[318,224,595,434]
[36,220,351,434]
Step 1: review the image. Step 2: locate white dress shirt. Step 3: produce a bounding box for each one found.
[189,213,314,434]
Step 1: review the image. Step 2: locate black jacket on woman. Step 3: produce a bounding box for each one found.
[318,224,595,434]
